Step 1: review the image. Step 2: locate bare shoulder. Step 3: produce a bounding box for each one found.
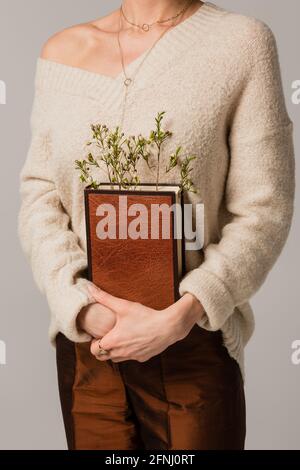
[40,10,119,64]
[40,24,93,63]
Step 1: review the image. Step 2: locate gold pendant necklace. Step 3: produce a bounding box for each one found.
[117,1,195,129]
[121,0,194,32]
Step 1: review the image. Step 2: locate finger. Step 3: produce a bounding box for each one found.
[95,354,111,362]
[90,338,100,356]
[95,355,127,363]
[107,350,132,363]
[88,284,129,313]
[90,338,111,358]
[111,354,148,363]
[99,328,121,351]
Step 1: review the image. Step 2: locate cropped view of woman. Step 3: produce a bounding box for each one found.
[18,0,295,450]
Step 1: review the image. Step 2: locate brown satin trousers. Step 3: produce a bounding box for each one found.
[56,325,246,450]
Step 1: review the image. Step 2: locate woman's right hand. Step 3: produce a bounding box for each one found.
[77,302,117,339]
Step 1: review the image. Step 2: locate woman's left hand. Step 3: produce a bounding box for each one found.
[88,285,204,363]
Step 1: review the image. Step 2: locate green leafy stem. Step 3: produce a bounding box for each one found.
[75,111,197,193]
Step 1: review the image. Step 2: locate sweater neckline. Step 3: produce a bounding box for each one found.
[35,2,227,102]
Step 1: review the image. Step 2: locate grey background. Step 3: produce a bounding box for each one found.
[0,0,299,450]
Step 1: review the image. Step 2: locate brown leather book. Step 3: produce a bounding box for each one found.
[84,184,184,310]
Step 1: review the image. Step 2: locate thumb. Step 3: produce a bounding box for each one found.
[88,284,128,313]
[99,323,121,351]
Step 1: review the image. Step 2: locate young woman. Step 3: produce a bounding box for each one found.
[18,0,295,450]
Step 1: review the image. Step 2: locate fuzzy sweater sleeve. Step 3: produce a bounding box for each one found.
[179,24,295,331]
[18,85,94,344]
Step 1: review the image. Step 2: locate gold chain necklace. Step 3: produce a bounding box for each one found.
[121,0,194,32]
[117,0,196,129]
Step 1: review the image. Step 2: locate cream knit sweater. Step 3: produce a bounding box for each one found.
[18,2,295,377]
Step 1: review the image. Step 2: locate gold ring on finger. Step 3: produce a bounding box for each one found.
[97,340,109,356]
